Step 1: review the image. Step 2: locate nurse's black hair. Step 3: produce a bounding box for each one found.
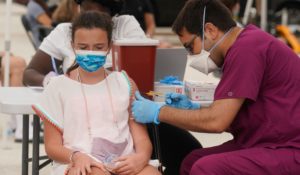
[67,11,113,75]
[74,0,124,16]
[220,0,239,11]
[172,0,236,37]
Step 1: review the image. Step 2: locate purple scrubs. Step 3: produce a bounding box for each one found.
[181,25,300,175]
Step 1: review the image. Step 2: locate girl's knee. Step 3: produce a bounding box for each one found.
[88,167,108,175]
[137,165,161,175]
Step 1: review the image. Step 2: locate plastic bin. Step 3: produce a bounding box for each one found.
[112,39,159,97]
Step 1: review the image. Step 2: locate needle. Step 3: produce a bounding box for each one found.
[146,91,164,97]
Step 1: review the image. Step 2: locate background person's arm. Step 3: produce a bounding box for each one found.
[36,13,52,27]
[23,50,62,86]
[28,0,52,28]
[143,0,156,38]
[159,98,245,133]
[144,13,156,38]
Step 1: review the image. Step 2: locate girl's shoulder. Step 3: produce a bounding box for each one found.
[44,75,71,90]
[107,70,130,80]
[108,71,133,95]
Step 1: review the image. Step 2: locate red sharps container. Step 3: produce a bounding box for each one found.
[112,39,159,97]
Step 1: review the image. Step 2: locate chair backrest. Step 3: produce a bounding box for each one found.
[21,14,38,50]
[276,25,300,53]
[38,26,52,42]
[21,14,31,32]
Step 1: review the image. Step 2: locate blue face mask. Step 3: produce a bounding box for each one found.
[75,50,107,72]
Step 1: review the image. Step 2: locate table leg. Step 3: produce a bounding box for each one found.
[22,114,29,175]
[153,125,163,172]
[32,115,40,175]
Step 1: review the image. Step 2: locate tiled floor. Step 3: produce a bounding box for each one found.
[0,2,232,174]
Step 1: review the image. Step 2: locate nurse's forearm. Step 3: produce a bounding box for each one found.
[159,98,244,133]
[144,13,156,38]
[159,106,221,133]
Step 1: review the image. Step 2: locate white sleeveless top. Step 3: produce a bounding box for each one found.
[33,71,134,174]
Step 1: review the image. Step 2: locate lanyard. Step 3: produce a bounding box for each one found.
[77,69,120,140]
[51,56,58,74]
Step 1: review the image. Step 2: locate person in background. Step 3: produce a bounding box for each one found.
[34,0,53,17]
[52,0,79,25]
[121,0,156,38]
[26,0,53,47]
[43,0,60,13]
[131,0,300,174]
[0,52,26,87]
[33,11,161,175]
[0,52,29,141]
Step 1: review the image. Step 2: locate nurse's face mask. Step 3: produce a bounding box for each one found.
[75,50,107,72]
[188,6,233,75]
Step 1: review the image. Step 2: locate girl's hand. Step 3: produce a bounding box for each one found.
[72,152,107,175]
[66,166,81,175]
[112,153,148,175]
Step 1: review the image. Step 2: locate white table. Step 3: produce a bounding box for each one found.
[0,87,41,114]
[0,87,47,175]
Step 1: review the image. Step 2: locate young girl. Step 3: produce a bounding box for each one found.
[33,11,160,175]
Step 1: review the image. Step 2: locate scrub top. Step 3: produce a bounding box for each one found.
[215,25,300,149]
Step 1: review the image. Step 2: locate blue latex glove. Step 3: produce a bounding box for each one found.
[160,76,183,85]
[165,93,200,109]
[132,91,164,124]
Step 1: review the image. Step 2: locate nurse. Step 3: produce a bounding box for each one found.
[132,0,300,174]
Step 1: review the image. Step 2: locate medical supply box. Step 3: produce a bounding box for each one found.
[153,82,184,102]
[185,81,217,101]
[112,39,159,97]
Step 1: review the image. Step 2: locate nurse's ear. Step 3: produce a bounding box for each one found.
[203,22,219,42]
